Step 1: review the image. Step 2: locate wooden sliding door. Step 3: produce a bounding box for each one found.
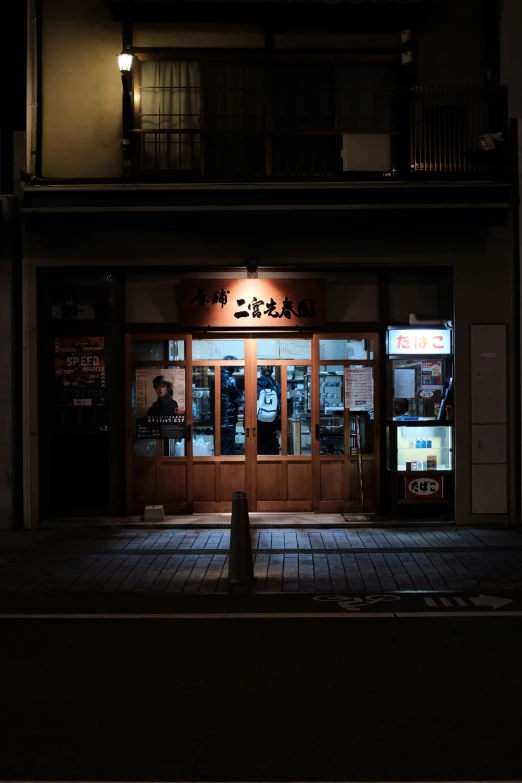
[127,333,380,515]
[313,333,380,512]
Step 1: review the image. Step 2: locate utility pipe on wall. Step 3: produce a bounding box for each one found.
[27,0,38,176]
[409,313,452,328]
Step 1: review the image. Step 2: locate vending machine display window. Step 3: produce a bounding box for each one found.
[387,328,453,422]
[386,327,454,516]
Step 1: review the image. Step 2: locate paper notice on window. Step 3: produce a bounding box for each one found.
[394,368,416,399]
[344,366,374,410]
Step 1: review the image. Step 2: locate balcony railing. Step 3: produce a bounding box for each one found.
[129,85,508,181]
[409,85,508,175]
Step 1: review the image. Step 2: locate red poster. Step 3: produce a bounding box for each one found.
[54,337,105,407]
[404,475,444,499]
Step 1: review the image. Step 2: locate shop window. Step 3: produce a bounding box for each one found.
[319,365,345,456]
[396,425,453,472]
[192,339,245,361]
[286,366,312,456]
[257,339,311,361]
[192,366,215,456]
[389,358,453,421]
[51,294,103,320]
[131,340,185,362]
[192,363,247,458]
[319,339,374,360]
[319,364,374,455]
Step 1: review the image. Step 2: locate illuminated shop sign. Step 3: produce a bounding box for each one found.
[179,279,325,328]
[388,329,451,355]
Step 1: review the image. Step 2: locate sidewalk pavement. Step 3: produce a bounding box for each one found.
[0,526,521,594]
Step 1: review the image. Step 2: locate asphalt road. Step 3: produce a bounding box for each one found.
[1,608,521,781]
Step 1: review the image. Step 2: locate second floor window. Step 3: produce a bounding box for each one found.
[140,60,201,171]
[136,56,400,178]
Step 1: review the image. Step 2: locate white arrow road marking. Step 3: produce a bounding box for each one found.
[470,594,514,609]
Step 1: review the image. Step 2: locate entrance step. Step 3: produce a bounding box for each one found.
[40,513,457,529]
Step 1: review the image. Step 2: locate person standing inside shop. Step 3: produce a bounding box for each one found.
[220,356,242,456]
[257,366,281,455]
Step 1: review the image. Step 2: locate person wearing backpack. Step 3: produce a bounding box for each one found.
[257,366,281,455]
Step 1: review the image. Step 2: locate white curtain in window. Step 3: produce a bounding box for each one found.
[140,60,200,171]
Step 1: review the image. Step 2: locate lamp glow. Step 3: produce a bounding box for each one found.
[118,52,133,73]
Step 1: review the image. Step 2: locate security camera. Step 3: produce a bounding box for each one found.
[477,131,504,151]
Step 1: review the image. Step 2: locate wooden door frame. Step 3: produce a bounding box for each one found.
[126,330,381,515]
[190,353,251,512]
[312,332,381,512]
[126,333,193,514]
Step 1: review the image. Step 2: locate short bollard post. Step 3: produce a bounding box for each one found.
[228,491,255,584]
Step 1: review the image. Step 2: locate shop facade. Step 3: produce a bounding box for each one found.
[12,0,517,529]
[22,205,515,527]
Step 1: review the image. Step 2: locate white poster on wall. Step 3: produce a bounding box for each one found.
[344,366,374,410]
[394,368,416,399]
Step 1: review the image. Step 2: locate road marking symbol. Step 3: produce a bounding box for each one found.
[313,594,401,611]
[423,594,514,610]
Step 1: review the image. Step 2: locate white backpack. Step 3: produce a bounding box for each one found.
[257,385,278,423]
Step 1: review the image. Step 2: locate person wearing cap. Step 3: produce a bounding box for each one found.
[147,375,179,419]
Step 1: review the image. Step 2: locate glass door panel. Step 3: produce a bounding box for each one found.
[218,363,245,456]
[287,365,312,456]
[319,365,345,455]
[256,365,282,455]
[192,365,215,455]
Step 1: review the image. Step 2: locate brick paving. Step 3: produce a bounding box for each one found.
[1,527,521,594]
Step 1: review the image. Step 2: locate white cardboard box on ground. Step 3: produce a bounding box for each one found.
[143,505,165,522]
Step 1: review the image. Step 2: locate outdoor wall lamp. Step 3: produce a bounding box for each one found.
[118,51,133,100]
[118,52,134,74]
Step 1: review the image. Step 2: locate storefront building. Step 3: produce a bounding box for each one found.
[15,0,518,527]
[22,205,512,527]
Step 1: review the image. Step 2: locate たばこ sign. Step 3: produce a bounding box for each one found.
[404,476,444,499]
[388,329,451,355]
